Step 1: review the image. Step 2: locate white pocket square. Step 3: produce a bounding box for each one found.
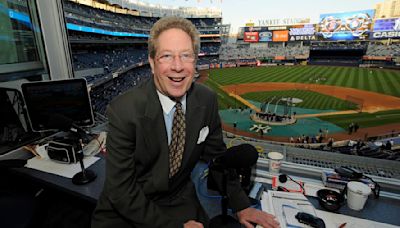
[197,126,209,144]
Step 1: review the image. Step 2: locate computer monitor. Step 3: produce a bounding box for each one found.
[21,78,94,132]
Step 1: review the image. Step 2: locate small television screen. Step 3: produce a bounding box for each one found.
[21,79,94,132]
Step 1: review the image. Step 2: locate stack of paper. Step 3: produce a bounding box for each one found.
[260,191,316,228]
[259,190,398,228]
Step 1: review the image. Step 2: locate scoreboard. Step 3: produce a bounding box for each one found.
[317,10,374,40]
[240,9,400,42]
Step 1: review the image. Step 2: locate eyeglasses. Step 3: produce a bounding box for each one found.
[156,52,196,64]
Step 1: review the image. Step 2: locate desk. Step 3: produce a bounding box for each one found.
[193,162,400,226]
[9,155,105,204]
[5,155,400,226]
[308,193,400,226]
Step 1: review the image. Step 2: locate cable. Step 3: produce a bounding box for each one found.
[286,175,305,193]
[362,175,380,198]
[278,174,305,194]
[228,137,245,148]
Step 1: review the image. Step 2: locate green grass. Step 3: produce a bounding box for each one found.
[241,90,357,110]
[209,66,400,97]
[202,66,400,129]
[203,78,245,109]
[319,109,400,129]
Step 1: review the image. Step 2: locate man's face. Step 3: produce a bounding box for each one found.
[149,28,196,99]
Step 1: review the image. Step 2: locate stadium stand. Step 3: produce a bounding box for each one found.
[62,0,225,119]
[63,0,156,33]
[90,66,151,115]
[366,41,400,57]
[61,0,400,163]
[219,43,309,61]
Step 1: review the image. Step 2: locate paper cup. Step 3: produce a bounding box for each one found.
[347,181,371,211]
[268,152,284,173]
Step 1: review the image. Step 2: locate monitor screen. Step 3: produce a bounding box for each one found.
[21,79,94,132]
[0,87,44,155]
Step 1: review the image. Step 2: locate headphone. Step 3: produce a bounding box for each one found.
[275,174,305,193]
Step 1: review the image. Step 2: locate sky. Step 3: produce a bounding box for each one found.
[138,0,383,33]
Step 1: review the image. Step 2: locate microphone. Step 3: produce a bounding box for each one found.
[46,114,89,135]
[47,114,96,185]
[208,144,258,228]
[275,174,305,193]
[214,143,259,168]
[208,143,258,194]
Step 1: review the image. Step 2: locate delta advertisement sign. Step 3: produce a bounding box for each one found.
[370,18,400,39]
[289,24,316,41]
[317,9,374,40]
[243,24,316,42]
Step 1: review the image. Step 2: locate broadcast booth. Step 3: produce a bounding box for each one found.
[1,1,400,227]
[0,78,105,227]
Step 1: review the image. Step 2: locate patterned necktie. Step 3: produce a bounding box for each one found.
[169,101,185,178]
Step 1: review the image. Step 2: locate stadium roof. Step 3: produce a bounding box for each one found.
[103,0,222,18]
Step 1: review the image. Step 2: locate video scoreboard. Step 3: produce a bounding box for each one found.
[241,9,400,42]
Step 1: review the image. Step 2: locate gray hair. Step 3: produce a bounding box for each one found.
[148,16,200,59]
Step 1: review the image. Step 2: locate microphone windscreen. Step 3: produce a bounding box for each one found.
[279,174,288,183]
[220,143,258,168]
[46,114,73,131]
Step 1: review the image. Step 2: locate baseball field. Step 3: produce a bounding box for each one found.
[202,65,400,140]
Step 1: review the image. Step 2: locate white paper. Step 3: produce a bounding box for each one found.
[316,209,399,228]
[259,191,316,228]
[259,190,398,228]
[25,155,100,178]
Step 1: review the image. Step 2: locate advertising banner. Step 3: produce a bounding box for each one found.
[289,35,316,41]
[243,24,318,42]
[362,56,392,61]
[244,32,259,42]
[197,64,210,70]
[272,30,289,42]
[289,24,316,35]
[317,10,374,40]
[288,24,316,41]
[259,31,273,42]
[244,26,267,32]
[222,63,237,68]
[370,18,400,39]
[370,31,400,39]
[373,18,400,31]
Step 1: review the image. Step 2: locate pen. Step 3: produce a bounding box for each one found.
[23,145,41,158]
[272,195,309,201]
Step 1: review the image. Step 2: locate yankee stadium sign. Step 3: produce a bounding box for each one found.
[258,18,310,26]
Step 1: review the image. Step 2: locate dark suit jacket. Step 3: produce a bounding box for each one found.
[92,78,250,228]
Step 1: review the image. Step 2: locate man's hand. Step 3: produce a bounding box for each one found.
[184,220,204,228]
[237,207,280,228]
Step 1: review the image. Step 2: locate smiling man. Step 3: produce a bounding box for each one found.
[92,17,279,228]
